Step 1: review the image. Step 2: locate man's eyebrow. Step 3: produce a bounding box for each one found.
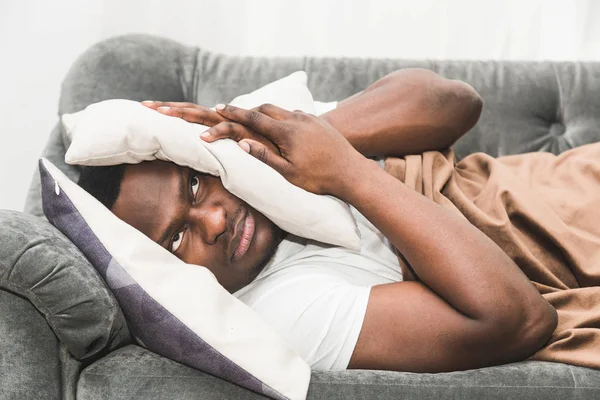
[156,169,188,248]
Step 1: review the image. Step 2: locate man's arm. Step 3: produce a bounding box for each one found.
[202,104,557,373]
[339,160,555,372]
[144,68,482,158]
[321,68,483,157]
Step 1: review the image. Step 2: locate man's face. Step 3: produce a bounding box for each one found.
[111,161,285,293]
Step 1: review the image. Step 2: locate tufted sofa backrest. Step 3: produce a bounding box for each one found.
[24,35,600,215]
[193,52,600,161]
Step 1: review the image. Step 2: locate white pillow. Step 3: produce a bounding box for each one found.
[39,157,310,399]
[62,72,360,250]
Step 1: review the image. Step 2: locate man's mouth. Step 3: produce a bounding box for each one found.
[231,209,255,261]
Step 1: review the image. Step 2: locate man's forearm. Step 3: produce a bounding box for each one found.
[335,159,556,346]
[321,68,483,157]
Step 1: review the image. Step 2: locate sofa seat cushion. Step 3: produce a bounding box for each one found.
[78,345,600,400]
[78,345,267,400]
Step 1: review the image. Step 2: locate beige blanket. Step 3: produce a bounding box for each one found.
[384,143,600,369]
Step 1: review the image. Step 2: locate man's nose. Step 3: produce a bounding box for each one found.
[189,204,227,245]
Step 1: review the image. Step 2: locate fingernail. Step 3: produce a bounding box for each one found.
[239,141,250,153]
[157,106,170,112]
[141,100,154,104]
[215,103,226,111]
[200,131,211,139]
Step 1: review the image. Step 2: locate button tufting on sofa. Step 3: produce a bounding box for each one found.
[549,121,566,137]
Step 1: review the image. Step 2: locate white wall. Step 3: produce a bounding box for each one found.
[1,0,599,211]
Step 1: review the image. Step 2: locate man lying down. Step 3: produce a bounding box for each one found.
[77,69,600,373]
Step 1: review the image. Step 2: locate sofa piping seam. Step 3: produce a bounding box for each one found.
[79,372,598,389]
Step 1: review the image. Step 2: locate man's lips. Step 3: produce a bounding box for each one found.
[231,209,255,261]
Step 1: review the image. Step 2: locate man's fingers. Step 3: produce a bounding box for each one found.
[201,121,255,143]
[141,100,162,109]
[250,103,293,121]
[141,101,226,126]
[238,139,288,173]
[202,121,283,156]
[141,101,198,110]
[215,104,282,141]
[156,106,227,127]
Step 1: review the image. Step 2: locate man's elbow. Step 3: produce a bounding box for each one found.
[518,301,557,356]
[457,81,483,129]
[494,300,557,362]
[451,80,483,133]
[437,79,483,144]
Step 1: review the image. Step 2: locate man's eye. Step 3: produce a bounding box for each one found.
[191,175,200,198]
[170,230,185,253]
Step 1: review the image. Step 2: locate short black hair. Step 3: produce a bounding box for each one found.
[78,165,128,210]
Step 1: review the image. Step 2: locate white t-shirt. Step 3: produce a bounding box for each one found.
[234,203,403,370]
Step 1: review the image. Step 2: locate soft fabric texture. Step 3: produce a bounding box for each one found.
[61,72,359,250]
[384,142,600,369]
[39,158,311,400]
[234,179,401,370]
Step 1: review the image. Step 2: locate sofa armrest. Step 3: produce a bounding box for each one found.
[0,288,62,400]
[0,210,131,361]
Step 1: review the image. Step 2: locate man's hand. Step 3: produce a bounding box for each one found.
[203,103,366,196]
[141,100,283,157]
[143,100,365,196]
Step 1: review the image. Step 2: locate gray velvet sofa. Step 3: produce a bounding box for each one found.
[2,34,600,400]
